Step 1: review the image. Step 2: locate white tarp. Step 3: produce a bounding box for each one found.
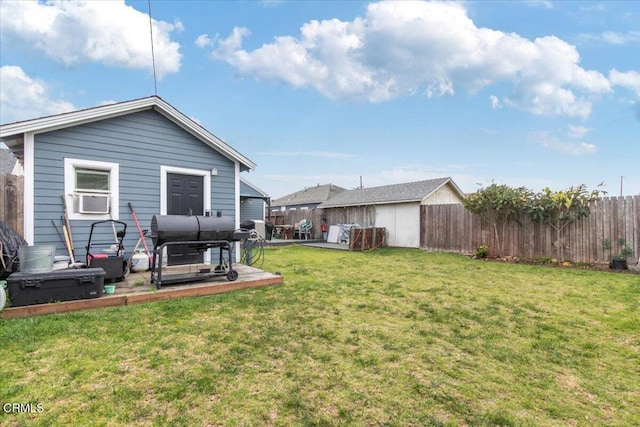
[327,224,361,244]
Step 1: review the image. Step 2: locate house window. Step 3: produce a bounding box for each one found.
[76,168,110,193]
[64,158,119,220]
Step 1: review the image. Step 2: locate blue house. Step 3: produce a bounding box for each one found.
[0,96,256,265]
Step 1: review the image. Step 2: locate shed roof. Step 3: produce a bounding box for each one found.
[240,177,269,198]
[318,177,464,208]
[272,183,347,207]
[0,96,256,171]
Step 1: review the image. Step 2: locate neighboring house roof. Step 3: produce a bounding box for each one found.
[240,177,269,198]
[0,148,15,173]
[272,183,347,207]
[319,177,464,208]
[0,148,23,175]
[0,96,256,172]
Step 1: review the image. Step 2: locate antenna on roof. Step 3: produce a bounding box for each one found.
[148,0,158,96]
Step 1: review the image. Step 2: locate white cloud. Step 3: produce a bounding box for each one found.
[609,69,640,96]
[525,0,553,8]
[195,34,214,48]
[568,125,590,139]
[579,30,640,45]
[601,31,631,45]
[173,19,185,33]
[534,131,598,155]
[543,140,598,155]
[0,0,182,79]
[550,141,598,155]
[210,0,614,118]
[260,0,285,7]
[490,95,502,109]
[0,66,76,123]
[480,128,498,135]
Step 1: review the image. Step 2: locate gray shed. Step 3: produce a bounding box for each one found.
[319,178,465,248]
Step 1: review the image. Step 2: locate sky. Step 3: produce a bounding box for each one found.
[1,0,639,199]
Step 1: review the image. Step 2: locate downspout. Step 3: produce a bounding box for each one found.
[23,131,35,244]
[234,161,240,261]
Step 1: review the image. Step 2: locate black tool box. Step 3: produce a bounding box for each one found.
[7,268,105,307]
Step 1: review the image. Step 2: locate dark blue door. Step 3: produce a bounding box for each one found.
[167,173,204,265]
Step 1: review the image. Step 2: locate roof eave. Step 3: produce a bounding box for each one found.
[320,199,421,208]
[0,96,257,171]
[0,97,157,139]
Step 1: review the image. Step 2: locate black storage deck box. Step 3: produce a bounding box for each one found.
[7,268,105,307]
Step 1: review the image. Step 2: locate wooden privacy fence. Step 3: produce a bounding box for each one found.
[421,196,640,264]
[268,209,325,240]
[268,206,377,240]
[1,174,24,236]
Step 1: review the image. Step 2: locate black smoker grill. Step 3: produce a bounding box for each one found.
[150,215,249,288]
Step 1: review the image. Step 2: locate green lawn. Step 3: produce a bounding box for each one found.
[1,247,638,426]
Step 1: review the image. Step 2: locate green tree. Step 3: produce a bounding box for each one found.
[462,183,532,257]
[526,184,605,261]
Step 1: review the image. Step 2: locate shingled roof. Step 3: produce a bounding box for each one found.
[319,177,463,208]
[272,183,347,207]
[0,148,23,175]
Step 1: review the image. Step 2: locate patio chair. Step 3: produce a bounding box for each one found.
[302,219,312,240]
[294,219,312,240]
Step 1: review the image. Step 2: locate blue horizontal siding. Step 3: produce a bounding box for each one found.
[240,199,265,223]
[240,180,266,222]
[32,110,239,260]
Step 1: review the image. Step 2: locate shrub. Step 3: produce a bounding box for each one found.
[474,245,489,259]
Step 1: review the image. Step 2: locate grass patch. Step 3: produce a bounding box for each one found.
[1,247,638,425]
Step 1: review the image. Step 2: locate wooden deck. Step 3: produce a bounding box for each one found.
[0,264,283,319]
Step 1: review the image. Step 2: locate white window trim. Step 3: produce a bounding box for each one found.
[64,158,119,220]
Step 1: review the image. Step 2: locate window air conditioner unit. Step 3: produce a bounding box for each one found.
[78,193,110,214]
